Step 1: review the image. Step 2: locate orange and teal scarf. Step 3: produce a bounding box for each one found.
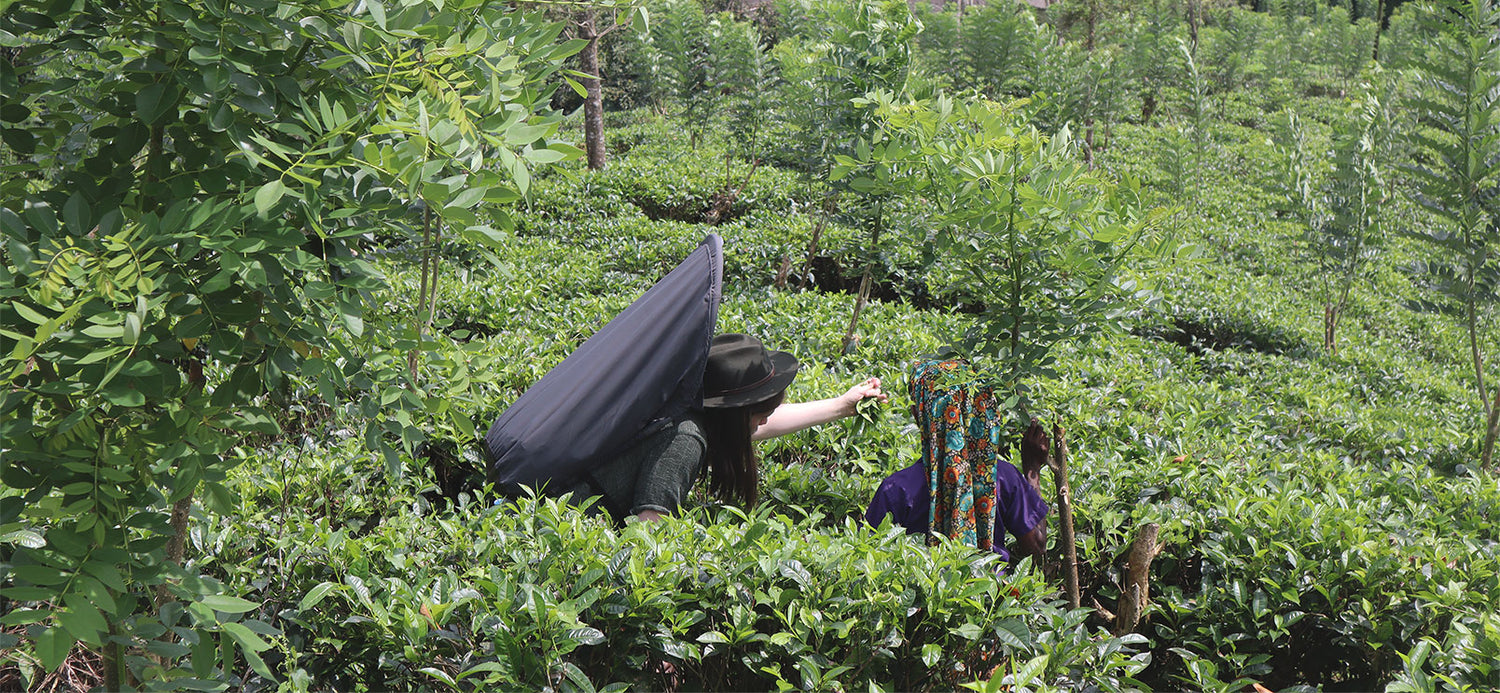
[911,359,1001,551]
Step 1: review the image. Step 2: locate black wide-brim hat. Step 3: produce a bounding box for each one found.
[701,334,800,408]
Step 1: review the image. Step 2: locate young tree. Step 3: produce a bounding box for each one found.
[845,92,1174,406]
[654,0,716,148]
[1277,77,1400,354]
[960,2,1041,99]
[798,0,921,355]
[0,0,581,686]
[1402,0,1500,465]
[707,14,778,222]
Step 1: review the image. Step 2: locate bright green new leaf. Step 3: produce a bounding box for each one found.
[254,180,287,219]
[299,582,340,611]
[200,595,260,614]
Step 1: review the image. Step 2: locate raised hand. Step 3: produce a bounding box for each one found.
[1021,418,1051,478]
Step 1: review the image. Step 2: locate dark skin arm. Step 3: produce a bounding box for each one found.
[1012,419,1050,565]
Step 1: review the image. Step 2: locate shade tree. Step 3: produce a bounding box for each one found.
[0,0,582,686]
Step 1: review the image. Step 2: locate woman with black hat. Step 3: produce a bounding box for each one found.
[554,333,887,523]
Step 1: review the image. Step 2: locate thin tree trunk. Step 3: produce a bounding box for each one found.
[1187,0,1200,54]
[580,12,607,171]
[1113,523,1162,635]
[1051,422,1080,610]
[153,496,193,608]
[841,201,883,355]
[773,255,792,290]
[1467,293,1488,419]
[1085,0,1097,51]
[409,205,433,383]
[799,193,832,290]
[154,353,206,612]
[1482,384,1500,468]
[104,622,126,690]
[1323,304,1335,354]
[1083,120,1096,168]
[1005,153,1023,383]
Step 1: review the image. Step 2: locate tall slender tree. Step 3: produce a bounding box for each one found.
[1402,0,1500,465]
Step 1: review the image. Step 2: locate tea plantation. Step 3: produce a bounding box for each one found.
[3,0,1499,690]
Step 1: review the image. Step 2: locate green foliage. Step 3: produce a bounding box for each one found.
[711,14,777,170]
[1199,11,1265,97]
[1175,38,1212,207]
[1258,8,1312,95]
[1275,74,1400,353]
[203,465,1154,691]
[1116,2,1183,125]
[1400,0,1500,461]
[773,0,921,177]
[959,3,1042,100]
[0,0,579,686]
[1028,31,1125,142]
[856,94,1173,406]
[652,0,715,147]
[8,1,1500,691]
[1317,6,1379,93]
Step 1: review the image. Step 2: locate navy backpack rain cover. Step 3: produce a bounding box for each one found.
[484,234,723,492]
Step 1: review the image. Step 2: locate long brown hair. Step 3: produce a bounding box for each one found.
[699,390,785,508]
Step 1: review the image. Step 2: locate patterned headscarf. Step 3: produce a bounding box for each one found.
[911,359,1001,551]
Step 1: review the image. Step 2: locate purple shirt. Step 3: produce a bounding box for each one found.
[865,461,1049,563]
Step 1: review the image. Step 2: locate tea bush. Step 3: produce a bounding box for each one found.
[9,1,1500,691]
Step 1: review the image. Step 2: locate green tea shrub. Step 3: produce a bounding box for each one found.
[1033,329,1500,687]
[1390,614,1500,691]
[206,466,1155,691]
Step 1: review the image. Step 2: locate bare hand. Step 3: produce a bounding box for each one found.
[838,377,888,417]
[1021,418,1051,474]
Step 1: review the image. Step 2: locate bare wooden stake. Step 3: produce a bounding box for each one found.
[1050,422,1081,610]
[1114,522,1163,636]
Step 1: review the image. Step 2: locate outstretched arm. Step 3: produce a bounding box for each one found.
[751,377,888,441]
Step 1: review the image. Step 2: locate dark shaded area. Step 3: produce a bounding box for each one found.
[628,192,752,226]
[418,439,488,509]
[1137,316,1304,357]
[804,255,984,313]
[441,316,501,341]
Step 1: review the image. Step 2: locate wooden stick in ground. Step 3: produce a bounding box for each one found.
[1114,522,1162,636]
[1050,421,1081,610]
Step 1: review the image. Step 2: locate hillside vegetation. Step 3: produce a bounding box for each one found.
[2,0,1499,690]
